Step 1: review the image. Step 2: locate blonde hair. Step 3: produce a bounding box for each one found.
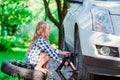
[27,21,49,53]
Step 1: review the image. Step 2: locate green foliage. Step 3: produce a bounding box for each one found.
[0,36,15,50]
[0,0,33,36]
[13,36,31,48]
[0,0,60,50]
[0,36,30,51]
[49,32,58,45]
[49,22,59,45]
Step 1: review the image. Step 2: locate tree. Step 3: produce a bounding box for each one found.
[43,0,70,49]
[0,0,32,36]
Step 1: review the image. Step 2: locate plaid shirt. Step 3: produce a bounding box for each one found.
[26,37,61,65]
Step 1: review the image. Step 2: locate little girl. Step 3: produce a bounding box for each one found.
[26,21,70,74]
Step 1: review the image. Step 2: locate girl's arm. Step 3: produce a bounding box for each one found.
[51,46,71,57]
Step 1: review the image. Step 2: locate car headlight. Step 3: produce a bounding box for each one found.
[96,45,119,57]
[100,46,111,56]
[91,6,114,34]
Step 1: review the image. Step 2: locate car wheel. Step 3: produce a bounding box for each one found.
[78,54,94,80]
[1,61,46,80]
[81,67,94,80]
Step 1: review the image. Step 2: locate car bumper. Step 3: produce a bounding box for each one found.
[84,55,120,77]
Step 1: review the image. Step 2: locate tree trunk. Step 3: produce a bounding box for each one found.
[58,25,64,49]
[43,0,69,49]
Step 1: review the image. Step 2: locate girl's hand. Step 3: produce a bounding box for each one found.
[51,46,55,50]
[59,51,71,57]
[59,60,69,66]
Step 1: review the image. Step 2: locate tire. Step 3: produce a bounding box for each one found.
[76,47,94,80]
[73,29,95,80]
[80,66,94,80]
[1,61,46,80]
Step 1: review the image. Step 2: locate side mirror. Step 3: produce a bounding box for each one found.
[67,0,83,3]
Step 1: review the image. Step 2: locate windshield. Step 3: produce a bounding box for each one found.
[96,0,120,1]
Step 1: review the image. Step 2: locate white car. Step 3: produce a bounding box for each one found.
[63,0,120,80]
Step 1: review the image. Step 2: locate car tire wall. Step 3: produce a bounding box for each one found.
[77,39,94,80]
[74,25,94,80]
[81,66,94,80]
[1,61,46,80]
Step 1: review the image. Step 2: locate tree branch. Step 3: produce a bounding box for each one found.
[55,0,62,23]
[43,0,59,27]
[62,0,69,22]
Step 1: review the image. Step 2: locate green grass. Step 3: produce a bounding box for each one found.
[0,47,27,80]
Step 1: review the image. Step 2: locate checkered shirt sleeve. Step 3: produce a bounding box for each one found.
[36,37,62,62]
[53,48,60,54]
